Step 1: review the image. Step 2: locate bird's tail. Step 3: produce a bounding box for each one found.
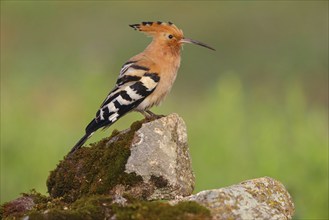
[68,132,93,155]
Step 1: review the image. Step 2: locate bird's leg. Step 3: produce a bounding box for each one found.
[140,110,164,120]
[146,110,164,119]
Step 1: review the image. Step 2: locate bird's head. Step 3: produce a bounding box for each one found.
[130,21,215,51]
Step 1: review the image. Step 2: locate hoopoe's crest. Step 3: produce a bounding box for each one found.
[130,21,185,51]
[69,21,215,155]
[129,21,183,39]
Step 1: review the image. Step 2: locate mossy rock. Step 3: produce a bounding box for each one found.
[1,114,209,219]
[47,119,146,203]
[1,192,211,220]
[47,114,195,203]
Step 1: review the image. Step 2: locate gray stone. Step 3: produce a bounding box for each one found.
[125,113,195,199]
[171,177,295,220]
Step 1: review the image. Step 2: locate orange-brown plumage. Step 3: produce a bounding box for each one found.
[130,21,183,38]
[129,22,185,110]
[69,21,214,155]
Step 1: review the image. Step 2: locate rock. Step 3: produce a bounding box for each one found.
[0,195,35,218]
[47,113,194,202]
[125,113,195,200]
[171,177,295,220]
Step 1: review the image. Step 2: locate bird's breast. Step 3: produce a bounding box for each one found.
[136,57,181,110]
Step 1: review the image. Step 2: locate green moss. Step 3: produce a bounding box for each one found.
[28,195,211,220]
[27,195,113,220]
[114,200,211,220]
[22,190,49,204]
[47,119,146,202]
[3,193,211,220]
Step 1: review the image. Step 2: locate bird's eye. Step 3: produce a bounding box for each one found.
[168,34,173,39]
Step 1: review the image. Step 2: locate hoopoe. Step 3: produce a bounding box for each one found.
[69,21,214,155]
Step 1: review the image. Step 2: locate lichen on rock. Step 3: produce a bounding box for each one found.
[172,177,295,220]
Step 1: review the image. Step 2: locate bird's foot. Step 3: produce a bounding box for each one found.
[141,110,165,121]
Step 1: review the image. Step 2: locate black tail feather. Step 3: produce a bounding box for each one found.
[68,132,92,155]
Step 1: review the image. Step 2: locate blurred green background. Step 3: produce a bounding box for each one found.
[1,1,328,219]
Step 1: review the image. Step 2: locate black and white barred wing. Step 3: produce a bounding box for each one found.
[98,61,151,108]
[69,63,159,155]
[85,72,159,134]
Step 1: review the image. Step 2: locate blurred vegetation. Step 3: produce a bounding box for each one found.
[1,1,328,219]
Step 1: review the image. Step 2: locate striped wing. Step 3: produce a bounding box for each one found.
[85,62,159,134]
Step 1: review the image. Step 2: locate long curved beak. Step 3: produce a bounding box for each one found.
[180,38,215,51]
